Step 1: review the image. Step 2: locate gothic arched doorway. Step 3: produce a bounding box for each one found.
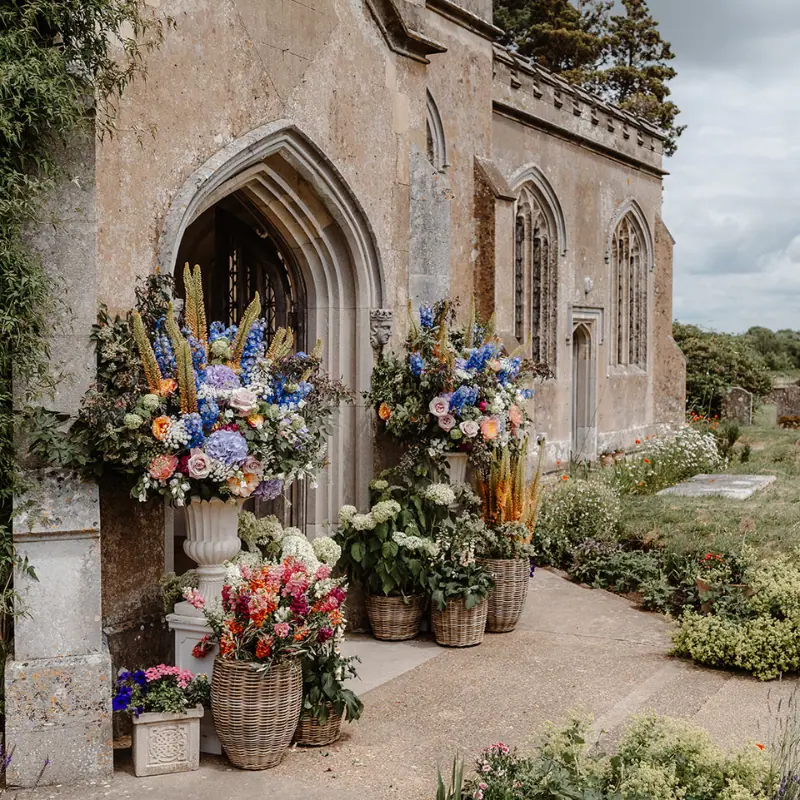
[158,121,385,557]
[571,322,597,462]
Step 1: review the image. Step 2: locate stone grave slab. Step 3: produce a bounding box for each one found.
[657,474,776,500]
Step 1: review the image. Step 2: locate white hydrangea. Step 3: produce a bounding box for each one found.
[351,513,377,531]
[281,533,320,571]
[424,483,456,507]
[338,505,357,525]
[369,479,389,491]
[312,536,342,566]
[371,499,401,524]
[392,530,440,558]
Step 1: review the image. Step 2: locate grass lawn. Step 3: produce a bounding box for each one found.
[621,425,800,558]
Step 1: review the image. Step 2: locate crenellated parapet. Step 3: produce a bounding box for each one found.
[493,47,666,177]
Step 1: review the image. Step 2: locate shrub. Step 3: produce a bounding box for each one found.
[570,541,661,594]
[613,427,722,496]
[672,612,800,681]
[449,713,775,800]
[534,479,621,567]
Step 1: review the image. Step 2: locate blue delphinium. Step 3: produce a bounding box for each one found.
[209,321,238,342]
[466,342,499,371]
[152,319,176,377]
[409,352,424,376]
[419,305,434,329]
[449,385,479,415]
[186,333,207,375]
[520,388,535,400]
[273,377,314,408]
[241,319,267,383]
[198,397,220,431]
[498,356,522,385]
[183,413,205,448]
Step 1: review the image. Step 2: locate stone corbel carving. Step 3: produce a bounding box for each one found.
[370,309,393,355]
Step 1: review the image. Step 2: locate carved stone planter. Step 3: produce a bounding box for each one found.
[444,453,469,485]
[132,705,203,777]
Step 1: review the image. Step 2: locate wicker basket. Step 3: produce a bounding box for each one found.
[294,704,343,747]
[366,594,426,641]
[477,557,530,633]
[431,597,488,647]
[212,658,302,770]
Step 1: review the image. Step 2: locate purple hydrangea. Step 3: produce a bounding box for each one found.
[204,364,241,390]
[205,430,248,465]
[254,478,283,501]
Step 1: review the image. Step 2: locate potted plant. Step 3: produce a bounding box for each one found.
[428,559,494,648]
[475,441,544,633]
[366,300,549,480]
[189,556,348,770]
[335,478,446,641]
[114,264,347,609]
[424,508,495,648]
[294,646,364,747]
[112,665,210,777]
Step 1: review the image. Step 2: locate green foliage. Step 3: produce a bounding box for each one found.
[610,427,723,496]
[673,322,773,417]
[494,0,683,154]
[591,0,684,156]
[425,560,494,612]
[0,0,166,713]
[534,478,621,567]
[159,570,197,614]
[450,714,775,800]
[570,540,661,594]
[300,647,363,724]
[494,0,611,84]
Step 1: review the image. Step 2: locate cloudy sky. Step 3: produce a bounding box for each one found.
[647,0,800,333]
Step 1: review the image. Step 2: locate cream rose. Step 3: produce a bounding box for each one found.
[438,413,456,432]
[229,388,259,416]
[428,395,450,418]
[459,420,480,438]
[187,448,212,479]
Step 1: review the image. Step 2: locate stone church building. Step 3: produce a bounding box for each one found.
[7,0,685,787]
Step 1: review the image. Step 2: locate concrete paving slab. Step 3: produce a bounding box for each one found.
[13,569,796,800]
[658,473,776,500]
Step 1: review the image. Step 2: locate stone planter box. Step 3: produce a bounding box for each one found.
[132,705,203,777]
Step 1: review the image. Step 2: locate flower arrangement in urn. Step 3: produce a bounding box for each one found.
[367,300,549,471]
[122,264,348,506]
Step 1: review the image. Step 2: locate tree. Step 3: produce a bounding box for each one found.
[494,0,611,85]
[673,323,773,417]
[593,0,684,155]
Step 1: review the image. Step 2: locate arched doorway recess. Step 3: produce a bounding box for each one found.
[158,120,386,537]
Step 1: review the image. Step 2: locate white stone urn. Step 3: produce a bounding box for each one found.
[174,497,244,616]
[444,452,469,485]
[132,704,203,777]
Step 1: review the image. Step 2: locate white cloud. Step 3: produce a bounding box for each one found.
[647,0,800,332]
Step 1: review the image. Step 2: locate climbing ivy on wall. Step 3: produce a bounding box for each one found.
[0,1,168,698]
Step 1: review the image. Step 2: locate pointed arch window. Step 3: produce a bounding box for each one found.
[514,186,558,368]
[610,213,648,368]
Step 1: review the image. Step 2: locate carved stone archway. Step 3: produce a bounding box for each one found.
[158,120,387,533]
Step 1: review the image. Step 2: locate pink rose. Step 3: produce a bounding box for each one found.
[428,395,450,418]
[148,454,178,482]
[438,414,456,432]
[187,448,212,479]
[508,404,523,427]
[242,455,265,477]
[229,388,259,416]
[459,420,480,438]
[478,400,488,412]
[480,417,500,441]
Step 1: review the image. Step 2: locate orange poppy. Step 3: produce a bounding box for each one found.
[378,402,392,421]
[152,415,172,441]
[561,474,569,481]
[756,743,765,751]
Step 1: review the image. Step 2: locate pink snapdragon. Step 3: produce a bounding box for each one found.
[314,564,332,581]
[183,588,205,609]
[273,622,291,638]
